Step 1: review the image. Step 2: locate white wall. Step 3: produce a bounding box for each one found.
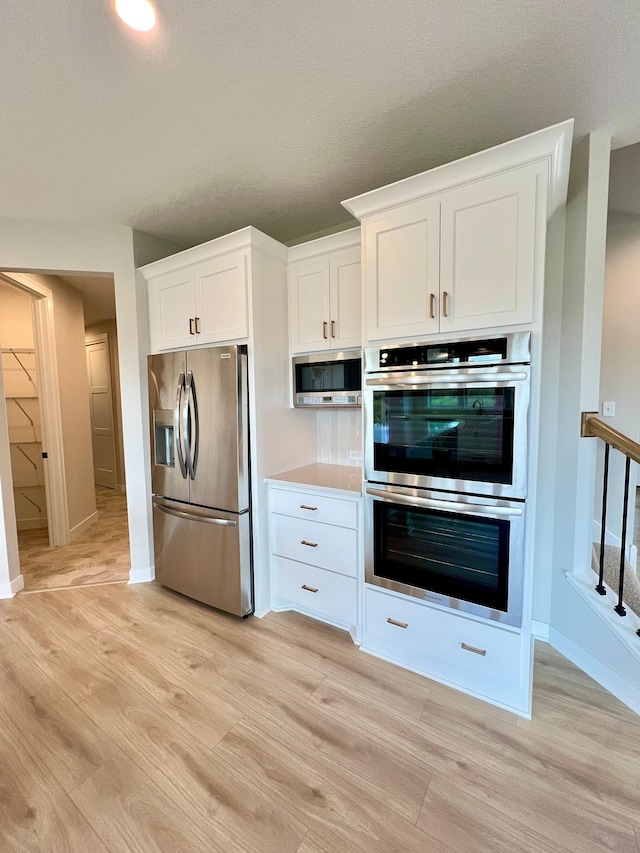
[543,136,640,710]
[0,218,156,593]
[595,211,640,545]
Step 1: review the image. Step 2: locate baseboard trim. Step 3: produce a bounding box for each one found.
[549,625,640,716]
[532,620,550,641]
[0,574,25,599]
[16,518,48,531]
[69,511,98,542]
[128,567,154,584]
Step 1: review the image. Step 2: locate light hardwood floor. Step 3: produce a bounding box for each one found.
[0,582,639,852]
[17,487,130,591]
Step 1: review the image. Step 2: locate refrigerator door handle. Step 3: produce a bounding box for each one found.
[153,499,238,526]
[174,371,187,478]
[184,370,199,479]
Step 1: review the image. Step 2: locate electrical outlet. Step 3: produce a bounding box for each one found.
[602,401,615,417]
[349,450,362,464]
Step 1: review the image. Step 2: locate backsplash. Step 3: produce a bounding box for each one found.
[317,409,362,465]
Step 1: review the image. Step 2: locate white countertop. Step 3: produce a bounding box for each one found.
[265,463,363,496]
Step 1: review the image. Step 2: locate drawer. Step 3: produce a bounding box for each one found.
[270,487,358,529]
[365,588,523,688]
[271,514,358,577]
[274,556,357,626]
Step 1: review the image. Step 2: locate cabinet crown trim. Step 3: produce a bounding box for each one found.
[342,119,574,223]
[138,226,288,278]
[287,227,361,262]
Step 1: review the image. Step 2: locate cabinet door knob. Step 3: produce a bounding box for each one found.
[189,318,196,335]
[442,291,449,318]
[301,584,319,593]
[322,321,328,340]
[331,320,336,338]
[429,293,436,319]
[194,316,201,334]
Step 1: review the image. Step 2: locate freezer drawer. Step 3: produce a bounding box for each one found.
[152,497,253,617]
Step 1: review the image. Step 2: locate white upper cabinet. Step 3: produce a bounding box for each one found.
[361,165,542,342]
[145,245,249,352]
[288,229,361,354]
[343,121,575,345]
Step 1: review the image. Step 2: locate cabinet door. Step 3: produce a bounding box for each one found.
[196,251,249,344]
[439,164,542,333]
[329,245,361,349]
[288,258,331,354]
[148,268,197,352]
[364,197,440,342]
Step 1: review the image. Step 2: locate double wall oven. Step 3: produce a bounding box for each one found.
[364,333,530,627]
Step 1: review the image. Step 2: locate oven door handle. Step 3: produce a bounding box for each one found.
[365,487,524,518]
[366,370,529,387]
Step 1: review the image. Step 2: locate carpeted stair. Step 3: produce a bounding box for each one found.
[591,542,640,618]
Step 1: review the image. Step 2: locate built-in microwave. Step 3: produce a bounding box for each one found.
[292,351,362,407]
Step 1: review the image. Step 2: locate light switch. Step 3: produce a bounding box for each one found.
[602,402,615,417]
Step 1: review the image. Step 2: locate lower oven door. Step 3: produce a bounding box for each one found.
[365,484,524,627]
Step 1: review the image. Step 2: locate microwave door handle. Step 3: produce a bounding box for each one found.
[174,371,187,479]
[366,370,529,387]
[365,487,524,519]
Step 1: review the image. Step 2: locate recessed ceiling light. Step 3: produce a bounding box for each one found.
[114,0,156,32]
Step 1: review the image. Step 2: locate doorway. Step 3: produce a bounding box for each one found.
[0,270,131,591]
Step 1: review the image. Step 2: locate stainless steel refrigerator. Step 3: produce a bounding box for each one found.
[148,345,253,617]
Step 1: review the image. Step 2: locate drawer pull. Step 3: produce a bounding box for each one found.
[301,540,318,548]
[301,584,319,593]
[461,642,487,657]
[299,505,318,511]
[387,617,408,629]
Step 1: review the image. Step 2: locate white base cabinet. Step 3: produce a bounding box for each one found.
[362,587,532,716]
[269,484,361,637]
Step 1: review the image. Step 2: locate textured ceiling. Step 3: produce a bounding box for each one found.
[2,0,640,248]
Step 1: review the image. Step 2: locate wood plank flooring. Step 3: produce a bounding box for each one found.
[0,582,639,852]
[18,487,130,591]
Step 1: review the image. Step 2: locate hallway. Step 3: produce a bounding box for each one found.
[17,487,130,591]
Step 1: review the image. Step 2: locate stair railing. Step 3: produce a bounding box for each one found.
[582,412,640,636]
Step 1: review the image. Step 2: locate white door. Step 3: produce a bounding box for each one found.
[148,267,197,352]
[196,250,249,343]
[329,246,361,349]
[439,164,542,333]
[85,335,117,489]
[288,257,331,354]
[364,196,441,342]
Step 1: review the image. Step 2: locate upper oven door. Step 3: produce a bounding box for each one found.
[364,364,530,499]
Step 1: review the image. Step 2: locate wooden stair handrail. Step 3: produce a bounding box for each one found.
[581,413,640,465]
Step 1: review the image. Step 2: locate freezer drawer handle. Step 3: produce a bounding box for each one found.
[301,584,319,593]
[300,540,318,547]
[299,505,318,511]
[153,502,237,526]
[460,642,487,657]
